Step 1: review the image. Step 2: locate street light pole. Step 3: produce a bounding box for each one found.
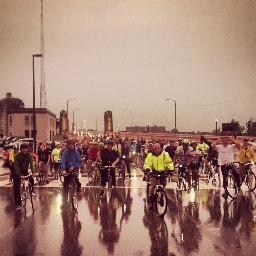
[66,97,77,132]
[166,99,177,132]
[32,54,42,153]
[215,119,218,135]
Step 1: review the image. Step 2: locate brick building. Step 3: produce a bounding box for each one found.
[0,93,56,141]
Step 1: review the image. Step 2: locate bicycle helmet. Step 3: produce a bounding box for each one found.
[98,142,105,149]
[182,139,190,145]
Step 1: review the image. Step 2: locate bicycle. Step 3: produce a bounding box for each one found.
[20,175,36,211]
[146,170,170,217]
[119,155,127,183]
[52,161,61,180]
[37,162,48,184]
[100,165,116,200]
[176,164,189,203]
[63,171,79,212]
[207,159,220,187]
[225,162,256,199]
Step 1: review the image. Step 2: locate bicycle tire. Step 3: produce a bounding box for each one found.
[59,171,64,184]
[120,161,126,183]
[21,192,26,207]
[28,184,34,211]
[155,188,167,217]
[108,172,113,201]
[226,171,238,199]
[247,171,256,192]
[146,182,150,198]
[70,183,78,212]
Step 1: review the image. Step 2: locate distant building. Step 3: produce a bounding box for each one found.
[126,125,167,133]
[0,93,56,141]
[104,111,113,133]
[0,92,25,137]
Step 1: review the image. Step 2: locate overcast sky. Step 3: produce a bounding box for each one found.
[1,0,256,132]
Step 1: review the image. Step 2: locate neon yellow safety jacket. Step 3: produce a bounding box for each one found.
[143,151,174,172]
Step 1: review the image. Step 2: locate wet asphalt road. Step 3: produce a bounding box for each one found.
[0,168,256,256]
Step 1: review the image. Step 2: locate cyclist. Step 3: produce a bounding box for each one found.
[51,143,62,176]
[98,140,119,197]
[174,139,193,185]
[164,140,177,160]
[196,136,210,170]
[119,138,131,179]
[88,142,99,162]
[37,143,51,183]
[13,143,36,211]
[143,143,174,208]
[76,142,83,158]
[230,137,255,185]
[60,140,82,203]
[190,141,201,182]
[211,137,240,198]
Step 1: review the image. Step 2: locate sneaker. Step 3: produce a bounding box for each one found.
[99,190,104,197]
[16,205,22,211]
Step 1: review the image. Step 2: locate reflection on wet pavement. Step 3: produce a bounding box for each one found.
[0,186,256,256]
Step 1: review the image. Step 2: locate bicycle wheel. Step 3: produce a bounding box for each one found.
[120,161,126,183]
[155,188,167,217]
[226,171,238,199]
[21,190,26,207]
[247,171,256,192]
[70,184,78,212]
[108,173,113,201]
[59,170,64,184]
[146,182,150,198]
[28,184,35,211]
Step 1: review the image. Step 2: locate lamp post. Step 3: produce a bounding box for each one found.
[66,97,77,132]
[215,119,218,135]
[166,99,177,132]
[32,53,42,153]
[72,108,79,133]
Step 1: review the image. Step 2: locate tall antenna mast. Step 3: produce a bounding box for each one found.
[40,0,47,108]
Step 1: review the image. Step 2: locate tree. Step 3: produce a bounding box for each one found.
[246,119,256,136]
[230,119,245,135]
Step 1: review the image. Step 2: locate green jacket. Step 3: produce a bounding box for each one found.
[14,152,35,177]
[144,151,174,172]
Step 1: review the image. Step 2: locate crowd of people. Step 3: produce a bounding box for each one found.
[1,134,256,211]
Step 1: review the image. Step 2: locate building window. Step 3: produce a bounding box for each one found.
[9,116,12,126]
[25,115,29,126]
[25,130,30,137]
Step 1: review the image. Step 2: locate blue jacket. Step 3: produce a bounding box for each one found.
[61,149,81,171]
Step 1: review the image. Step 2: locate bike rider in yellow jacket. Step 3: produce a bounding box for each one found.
[144,143,174,207]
